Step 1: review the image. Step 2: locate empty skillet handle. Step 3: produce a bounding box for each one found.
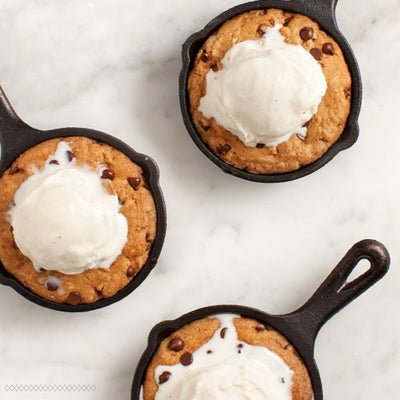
[0,85,37,173]
[290,239,390,343]
[288,0,339,27]
[0,85,26,129]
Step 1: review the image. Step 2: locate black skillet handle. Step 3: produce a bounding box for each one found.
[0,85,37,173]
[289,239,390,344]
[289,0,338,27]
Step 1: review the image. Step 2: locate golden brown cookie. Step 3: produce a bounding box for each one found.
[188,8,352,174]
[0,136,157,304]
[142,316,312,400]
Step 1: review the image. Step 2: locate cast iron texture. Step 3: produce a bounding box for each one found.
[0,85,167,312]
[179,0,362,182]
[131,239,389,399]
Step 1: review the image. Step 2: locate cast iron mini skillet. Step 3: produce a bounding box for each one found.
[179,0,362,182]
[131,239,389,399]
[0,85,167,312]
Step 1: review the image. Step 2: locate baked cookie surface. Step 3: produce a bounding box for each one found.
[142,316,312,400]
[188,8,352,174]
[0,136,157,304]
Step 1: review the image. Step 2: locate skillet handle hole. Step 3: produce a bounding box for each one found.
[337,258,371,293]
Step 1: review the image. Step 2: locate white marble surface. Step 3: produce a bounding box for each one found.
[0,0,399,399]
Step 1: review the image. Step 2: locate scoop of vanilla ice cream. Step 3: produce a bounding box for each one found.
[198,24,327,147]
[9,142,128,275]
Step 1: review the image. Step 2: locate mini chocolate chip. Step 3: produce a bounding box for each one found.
[256,143,265,149]
[168,337,184,352]
[255,326,265,333]
[284,16,293,26]
[49,160,59,165]
[238,349,242,354]
[159,371,171,384]
[322,42,335,55]
[269,18,275,26]
[217,144,231,155]
[281,377,286,383]
[128,177,141,190]
[101,169,115,180]
[180,352,193,366]
[200,52,208,62]
[46,279,59,291]
[198,120,210,131]
[207,350,212,354]
[344,89,351,99]
[256,26,265,37]
[300,27,314,41]
[210,63,218,72]
[126,266,136,277]
[9,167,22,175]
[220,327,227,338]
[238,344,244,348]
[310,48,323,61]
[66,292,81,305]
[66,150,75,162]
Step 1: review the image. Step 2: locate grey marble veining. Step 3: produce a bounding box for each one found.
[0,0,399,399]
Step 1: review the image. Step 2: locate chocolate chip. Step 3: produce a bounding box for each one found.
[256,143,265,149]
[255,326,265,333]
[168,337,184,352]
[200,52,208,63]
[344,89,351,99]
[66,292,81,305]
[210,63,218,72]
[238,344,244,348]
[180,352,193,366]
[128,177,141,191]
[66,150,75,162]
[126,266,136,277]
[45,279,59,291]
[159,371,171,384]
[207,350,212,354]
[299,27,313,41]
[256,25,266,38]
[322,42,335,55]
[198,120,210,131]
[101,169,115,180]
[217,144,231,155]
[296,133,305,141]
[284,16,293,26]
[9,167,22,175]
[220,327,227,338]
[310,48,323,61]
[49,160,59,165]
[281,377,286,383]
[269,18,275,26]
